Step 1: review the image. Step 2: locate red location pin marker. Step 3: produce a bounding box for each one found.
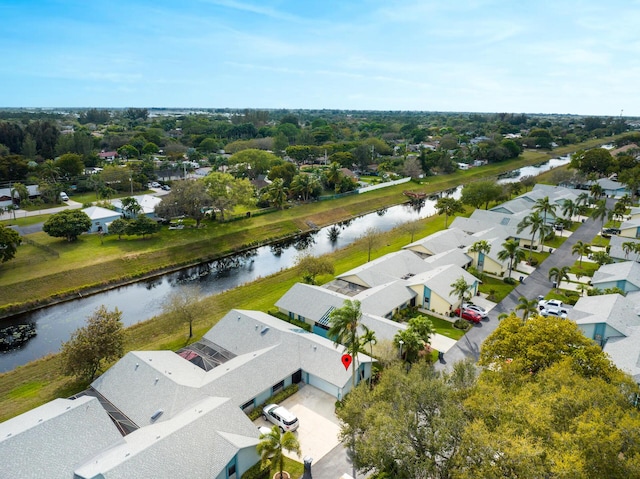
[341,353,352,370]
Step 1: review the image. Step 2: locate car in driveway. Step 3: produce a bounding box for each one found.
[538,298,564,310]
[540,307,568,319]
[462,302,488,319]
[453,308,482,323]
[263,403,299,432]
[602,227,621,235]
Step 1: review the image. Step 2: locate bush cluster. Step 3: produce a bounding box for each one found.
[240,461,270,479]
[247,384,299,421]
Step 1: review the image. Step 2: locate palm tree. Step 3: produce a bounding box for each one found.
[450,276,473,318]
[325,162,342,190]
[497,239,526,279]
[39,159,60,183]
[468,240,491,272]
[517,211,544,260]
[121,197,142,219]
[10,182,29,207]
[571,240,592,268]
[435,197,464,228]
[576,191,590,208]
[591,199,608,232]
[265,178,288,209]
[257,426,301,479]
[359,324,377,359]
[533,196,557,233]
[590,182,604,201]
[328,299,363,390]
[561,199,578,225]
[515,296,539,321]
[622,241,636,260]
[549,266,571,292]
[611,200,627,227]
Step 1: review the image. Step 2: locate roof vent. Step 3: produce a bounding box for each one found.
[151,410,163,421]
[261,327,270,335]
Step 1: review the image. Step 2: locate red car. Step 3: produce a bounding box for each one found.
[453,308,482,323]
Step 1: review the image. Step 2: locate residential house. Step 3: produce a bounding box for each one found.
[110,194,162,219]
[591,261,640,293]
[0,309,372,478]
[403,228,473,258]
[619,218,640,239]
[0,185,39,208]
[608,235,640,262]
[588,178,629,198]
[570,294,640,347]
[82,206,122,233]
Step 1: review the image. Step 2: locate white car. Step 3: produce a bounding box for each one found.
[540,307,568,319]
[262,403,299,432]
[538,298,564,310]
[462,302,488,319]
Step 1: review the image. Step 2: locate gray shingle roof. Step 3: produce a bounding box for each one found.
[608,235,640,261]
[0,396,124,479]
[403,229,473,256]
[571,293,640,336]
[604,327,640,383]
[338,250,432,287]
[592,261,640,289]
[275,283,350,322]
[408,264,478,304]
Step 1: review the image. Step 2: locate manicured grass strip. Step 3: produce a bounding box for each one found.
[427,316,466,341]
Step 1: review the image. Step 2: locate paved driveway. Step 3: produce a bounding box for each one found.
[254,385,342,464]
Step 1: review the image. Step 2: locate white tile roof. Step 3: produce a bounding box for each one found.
[82,206,121,221]
[275,283,350,323]
[604,327,640,383]
[403,228,473,256]
[408,264,478,305]
[608,235,640,261]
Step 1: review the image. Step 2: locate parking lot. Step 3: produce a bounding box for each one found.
[254,384,343,463]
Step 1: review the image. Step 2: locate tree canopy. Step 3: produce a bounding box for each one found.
[43,209,92,241]
[60,305,125,381]
[0,224,21,264]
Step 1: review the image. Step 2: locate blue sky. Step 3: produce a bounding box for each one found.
[1,0,639,115]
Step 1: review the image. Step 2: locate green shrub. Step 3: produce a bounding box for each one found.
[528,257,539,266]
[453,319,471,331]
[241,461,270,479]
[246,384,299,421]
[503,277,516,285]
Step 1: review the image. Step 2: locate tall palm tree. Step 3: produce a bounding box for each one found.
[517,211,544,260]
[325,162,342,190]
[497,239,526,279]
[450,276,473,318]
[549,266,571,292]
[515,296,539,321]
[590,182,603,201]
[359,324,377,359]
[611,200,627,227]
[591,199,609,232]
[435,197,464,228]
[257,426,301,479]
[561,199,578,225]
[328,299,363,390]
[571,240,592,268]
[533,196,558,232]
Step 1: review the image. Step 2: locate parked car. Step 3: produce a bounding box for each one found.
[540,307,568,319]
[602,228,620,235]
[60,192,69,201]
[263,403,299,432]
[161,185,171,191]
[257,425,273,436]
[462,302,488,319]
[538,298,564,310]
[151,181,161,188]
[453,308,483,324]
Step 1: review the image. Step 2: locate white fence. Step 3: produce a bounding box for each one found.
[358,177,411,194]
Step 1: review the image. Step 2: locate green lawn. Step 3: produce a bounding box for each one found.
[478,276,517,303]
[426,316,466,341]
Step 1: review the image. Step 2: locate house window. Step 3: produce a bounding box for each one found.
[241,399,254,411]
[227,463,236,479]
[272,380,284,394]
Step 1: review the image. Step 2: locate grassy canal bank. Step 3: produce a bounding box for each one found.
[0,139,609,317]
[0,137,617,421]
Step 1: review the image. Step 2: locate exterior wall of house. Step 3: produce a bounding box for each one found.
[306,372,340,398]
[619,227,640,239]
[481,256,506,276]
[593,280,639,293]
[429,293,452,316]
[217,448,260,479]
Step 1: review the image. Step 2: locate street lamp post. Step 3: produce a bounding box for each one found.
[398,340,404,360]
[129,177,133,195]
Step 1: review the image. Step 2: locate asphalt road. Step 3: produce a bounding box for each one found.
[435,199,612,372]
